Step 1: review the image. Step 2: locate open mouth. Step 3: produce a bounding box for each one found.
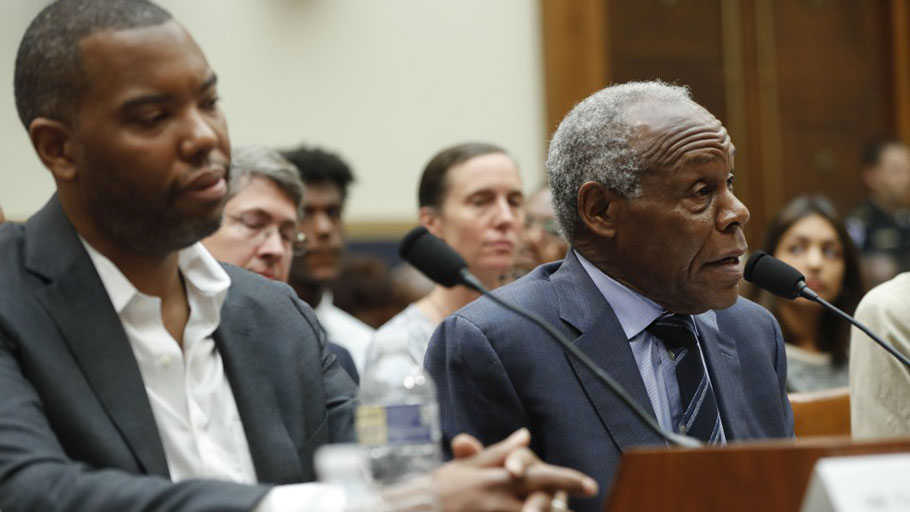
[710,256,740,265]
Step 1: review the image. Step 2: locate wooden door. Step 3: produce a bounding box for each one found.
[542,0,910,246]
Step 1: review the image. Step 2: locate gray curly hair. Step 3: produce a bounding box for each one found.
[546,80,694,242]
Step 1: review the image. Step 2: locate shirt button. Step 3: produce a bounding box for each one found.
[158,355,173,367]
[679,424,687,434]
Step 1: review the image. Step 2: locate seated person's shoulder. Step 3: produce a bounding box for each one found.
[715,295,777,330]
[459,262,560,319]
[220,263,315,318]
[0,222,30,289]
[439,265,562,355]
[856,272,910,321]
[0,222,25,258]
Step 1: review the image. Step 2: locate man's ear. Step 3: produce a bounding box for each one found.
[419,206,443,238]
[28,118,77,182]
[577,181,620,238]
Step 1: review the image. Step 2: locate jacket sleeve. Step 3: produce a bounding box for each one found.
[291,296,358,445]
[424,314,529,459]
[0,328,271,512]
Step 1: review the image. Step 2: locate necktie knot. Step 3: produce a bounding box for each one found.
[646,314,697,349]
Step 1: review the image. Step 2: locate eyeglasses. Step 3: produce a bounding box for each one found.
[227,212,307,256]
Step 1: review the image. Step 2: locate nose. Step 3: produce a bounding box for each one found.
[805,245,824,270]
[717,189,750,233]
[178,108,219,163]
[257,228,287,260]
[493,196,521,230]
[307,211,336,241]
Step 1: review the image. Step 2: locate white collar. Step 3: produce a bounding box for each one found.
[80,239,231,314]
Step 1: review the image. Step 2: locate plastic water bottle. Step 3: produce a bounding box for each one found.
[356,332,443,487]
[314,444,383,512]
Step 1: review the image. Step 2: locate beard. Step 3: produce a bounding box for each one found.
[81,163,227,258]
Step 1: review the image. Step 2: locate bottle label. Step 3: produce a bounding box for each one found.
[356,405,388,445]
[356,404,435,445]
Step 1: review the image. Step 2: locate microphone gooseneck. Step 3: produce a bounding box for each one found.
[745,251,910,369]
[399,226,702,449]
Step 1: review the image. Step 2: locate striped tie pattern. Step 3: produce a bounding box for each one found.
[647,314,722,444]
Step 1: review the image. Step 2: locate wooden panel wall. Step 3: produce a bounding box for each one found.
[540,0,610,134]
[766,1,890,222]
[894,0,910,143]
[541,0,908,247]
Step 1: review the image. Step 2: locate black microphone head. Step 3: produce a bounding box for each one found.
[398,226,468,288]
[744,250,806,299]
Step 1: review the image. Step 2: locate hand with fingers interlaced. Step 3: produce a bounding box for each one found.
[377,428,595,512]
[434,428,596,512]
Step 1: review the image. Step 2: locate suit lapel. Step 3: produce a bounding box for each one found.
[694,312,749,440]
[26,197,170,477]
[216,301,304,484]
[552,252,663,452]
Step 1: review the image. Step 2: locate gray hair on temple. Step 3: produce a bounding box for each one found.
[546,80,692,242]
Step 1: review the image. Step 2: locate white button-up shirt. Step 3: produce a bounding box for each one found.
[82,240,342,511]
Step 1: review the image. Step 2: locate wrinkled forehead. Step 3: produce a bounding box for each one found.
[625,100,734,170]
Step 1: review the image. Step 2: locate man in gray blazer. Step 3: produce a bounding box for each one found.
[426,81,794,512]
[0,1,597,510]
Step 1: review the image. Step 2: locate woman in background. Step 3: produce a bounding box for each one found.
[370,142,524,367]
[748,195,864,391]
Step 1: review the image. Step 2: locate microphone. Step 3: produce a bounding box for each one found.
[745,251,910,369]
[399,226,702,449]
[398,225,473,288]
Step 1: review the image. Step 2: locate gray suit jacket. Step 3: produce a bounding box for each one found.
[425,250,793,512]
[0,197,357,511]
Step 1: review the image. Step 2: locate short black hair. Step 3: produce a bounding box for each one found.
[418,142,508,209]
[281,145,355,200]
[860,136,907,169]
[14,0,172,128]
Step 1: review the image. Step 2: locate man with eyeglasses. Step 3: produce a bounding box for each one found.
[202,146,307,283]
[202,145,360,382]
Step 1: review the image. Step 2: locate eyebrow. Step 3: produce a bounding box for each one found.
[465,187,524,197]
[238,207,297,225]
[119,73,219,112]
[199,73,218,93]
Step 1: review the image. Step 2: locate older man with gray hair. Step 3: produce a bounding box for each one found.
[202,145,360,383]
[426,80,793,512]
[203,145,306,283]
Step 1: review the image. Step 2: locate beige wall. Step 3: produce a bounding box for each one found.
[0,0,545,224]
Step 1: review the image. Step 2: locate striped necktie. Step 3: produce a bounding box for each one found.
[646,314,722,443]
